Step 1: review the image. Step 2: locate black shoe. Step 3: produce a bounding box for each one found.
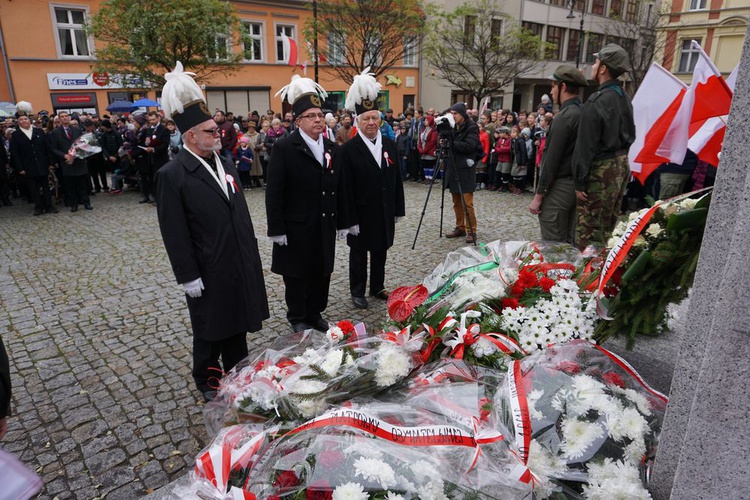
[369,289,389,300]
[47,207,59,214]
[84,204,93,210]
[352,296,368,309]
[33,209,43,216]
[291,322,311,333]
[71,206,78,212]
[138,198,150,204]
[308,317,329,332]
[202,390,217,403]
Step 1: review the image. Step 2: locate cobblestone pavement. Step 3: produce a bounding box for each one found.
[0,181,672,499]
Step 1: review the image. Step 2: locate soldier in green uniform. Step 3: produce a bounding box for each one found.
[529,65,588,244]
[572,44,635,249]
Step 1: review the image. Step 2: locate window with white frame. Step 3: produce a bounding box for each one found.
[403,37,417,66]
[689,0,707,10]
[276,24,296,62]
[209,33,231,61]
[678,39,702,73]
[244,22,264,62]
[53,6,91,57]
[328,33,345,65]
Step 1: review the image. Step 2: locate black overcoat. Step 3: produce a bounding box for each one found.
[148,123,171,170]
[155,149,269,341]
[9,127,52,177]
[265,130,347,278]
[338,133,405,252]
[445,119,480,194]
[49,126,88,177]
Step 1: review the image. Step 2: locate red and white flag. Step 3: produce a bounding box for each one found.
[629,63,687,184]
[281,33,298,67]
[687,64,737,166]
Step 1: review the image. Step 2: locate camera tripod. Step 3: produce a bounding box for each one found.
[412,135,476,249]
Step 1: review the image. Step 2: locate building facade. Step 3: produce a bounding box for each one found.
[657,0,747,83]
[421,0,657,112]
[0,0,421,117]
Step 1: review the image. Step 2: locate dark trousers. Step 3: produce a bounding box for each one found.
[283,273,331,326]
[89,156,109,191]
[64,174,90,207]
[192,333,248,393]
[349,247,387,297]
[140,170,154,201]
[28,175,52,211]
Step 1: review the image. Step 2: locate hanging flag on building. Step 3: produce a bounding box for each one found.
[281,33,298,67]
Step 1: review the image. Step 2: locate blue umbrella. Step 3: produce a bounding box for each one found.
[133,98,160,108]
[106,100,136,112]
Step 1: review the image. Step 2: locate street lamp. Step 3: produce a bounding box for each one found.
[567,0,585,68]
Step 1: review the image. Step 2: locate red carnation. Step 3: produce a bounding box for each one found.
[557,361,581,374]
[318,449,345,470]
[501,297,519,309]
[337,320,355,335]
[518,269,538,288]
[602,371,626,388]
[277,358,296,369]
[274,470,301,491]
[539,277,555,293]
[306,480,333,500]
[511,284,525,297]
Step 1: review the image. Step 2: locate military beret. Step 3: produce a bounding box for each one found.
[595,44,629,76]
[549,64,589,87]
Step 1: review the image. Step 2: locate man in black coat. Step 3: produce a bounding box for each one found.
[139,111,170,203]
[9,112,57,215]
[155,64,269,402]
[266,84,348,332]
[49,111,91,212]
[444,102,481,244]
[337,106,405,310]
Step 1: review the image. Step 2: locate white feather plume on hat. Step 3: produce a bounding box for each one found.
[161,61,205,118]
[15,101,33,114]
[275,74,328,104]
[345,67,381,112]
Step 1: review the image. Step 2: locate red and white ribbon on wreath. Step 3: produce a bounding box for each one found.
[590,342,668,403]
[507,360,531,466]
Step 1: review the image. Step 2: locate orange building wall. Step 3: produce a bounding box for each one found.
[0,0,420,116]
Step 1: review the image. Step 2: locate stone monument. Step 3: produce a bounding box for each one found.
[651,29,750,499]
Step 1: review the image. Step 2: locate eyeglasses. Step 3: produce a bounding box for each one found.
[298,113,325,120]
[200,128,220,136]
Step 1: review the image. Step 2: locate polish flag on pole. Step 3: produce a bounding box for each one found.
[633,41,733,178]
[687,64,737,166]
[628,63,688,184]
[281,33,298,67]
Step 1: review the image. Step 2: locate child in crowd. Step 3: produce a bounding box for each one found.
[493,126,512,192]
[510,127,528,195]
[234,136,254,190]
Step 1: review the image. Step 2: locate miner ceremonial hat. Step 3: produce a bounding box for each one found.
[160,62,213,133]
[276,75,328,118]
[549,64,588,87]
[345,67,382,115]
[594,44,629,77]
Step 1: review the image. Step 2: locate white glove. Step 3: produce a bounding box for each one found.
[337,229,350,240]
[183,277,204,298]
[349,225,361,236]
[395,216,403,223]
[270,235,288,246]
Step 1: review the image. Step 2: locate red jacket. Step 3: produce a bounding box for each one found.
[417,127,437,157]
[494,136,512,163]
[479,131,490,164]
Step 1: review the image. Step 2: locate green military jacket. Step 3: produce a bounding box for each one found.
[572,79,635,191]
[536,97,583,195]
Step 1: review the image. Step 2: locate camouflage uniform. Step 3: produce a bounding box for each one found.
[573,78,635,249]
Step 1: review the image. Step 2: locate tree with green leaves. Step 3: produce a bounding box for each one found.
[88,0,248,87]
[302,0,426,84]
[422,0,550,104]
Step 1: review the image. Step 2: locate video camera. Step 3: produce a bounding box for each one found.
[434,112,455,137]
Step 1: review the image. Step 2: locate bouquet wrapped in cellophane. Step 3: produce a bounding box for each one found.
[68,132,102,159]
[204,322,426,435]
[493,340,667,499]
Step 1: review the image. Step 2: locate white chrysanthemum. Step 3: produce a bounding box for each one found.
[583,459,651,500]
[526,440,566,499]
[294,397,327,418]
[573,375,606,396]
[354,457,397,489]
[416,477,448,500]
[620,388,653,416]
[645,223,664,238]
[608,407,648,442]
[289,379,327,395]
[560,419,606,460]
[256,364,282,380]
[607,236,620,249]
[471,336,498,358]
[320,349,344,377]
[332,482,369,500]
[326,326,345,343]
[293,348,320,365]
[386,493,405,500]
[375,344,412,387]
[344,441,384,460]
[410,460,435,483]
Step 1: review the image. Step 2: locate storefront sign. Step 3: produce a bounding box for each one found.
[47,73,139,90]
[51,93,97,106]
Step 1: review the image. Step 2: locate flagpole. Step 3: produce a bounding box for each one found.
[313,0,319,84]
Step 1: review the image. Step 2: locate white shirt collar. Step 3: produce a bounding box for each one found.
[357,129,382,168]
[298,128,324,165]
[184,147,229,199]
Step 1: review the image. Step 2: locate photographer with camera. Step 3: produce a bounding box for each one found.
[443,102,481,244]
